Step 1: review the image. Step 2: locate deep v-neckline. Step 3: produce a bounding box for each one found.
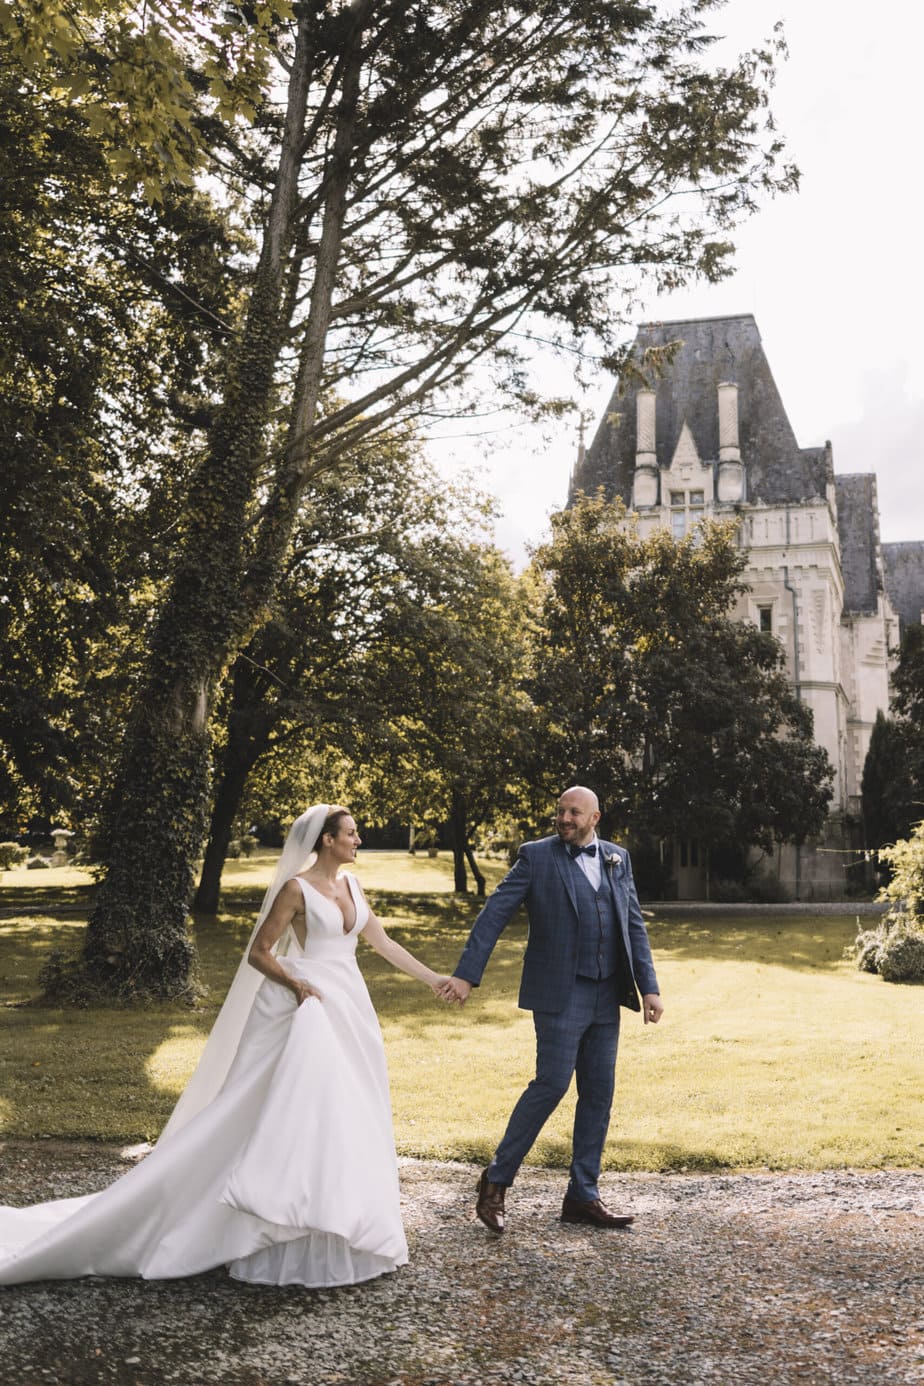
[298,874,358,935]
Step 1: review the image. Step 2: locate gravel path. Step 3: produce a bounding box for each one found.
[1,1143,922,1386]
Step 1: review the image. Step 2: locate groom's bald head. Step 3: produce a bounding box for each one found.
[556,786,600,847]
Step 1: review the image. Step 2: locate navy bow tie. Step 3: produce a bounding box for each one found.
[569,842,597,858]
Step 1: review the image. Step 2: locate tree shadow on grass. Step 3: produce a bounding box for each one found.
[0,886,518,1140]
[0,884,96,919]
[0,906,257,1143]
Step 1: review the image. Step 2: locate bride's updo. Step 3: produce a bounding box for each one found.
[312,807,350,852]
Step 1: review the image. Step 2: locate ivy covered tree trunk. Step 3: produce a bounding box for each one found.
[74,292,299,995]
[53,9,365,1000]
[80,675,211,996]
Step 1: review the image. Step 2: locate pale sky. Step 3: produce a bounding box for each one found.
[428,0,924,565]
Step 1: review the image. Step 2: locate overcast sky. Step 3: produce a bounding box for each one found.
[428,0,923,565]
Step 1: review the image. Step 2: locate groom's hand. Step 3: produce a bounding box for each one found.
[438,976,472,1004]
[642,993,663,1025]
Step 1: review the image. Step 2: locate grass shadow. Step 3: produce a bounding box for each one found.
[0,906,260,1142]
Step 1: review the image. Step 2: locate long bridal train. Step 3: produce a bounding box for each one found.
[0,874,408,1287]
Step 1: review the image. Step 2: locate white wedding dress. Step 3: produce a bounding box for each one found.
[0,874,409,1287]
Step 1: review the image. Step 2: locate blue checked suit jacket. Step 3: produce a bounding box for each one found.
[453,834,659,1014]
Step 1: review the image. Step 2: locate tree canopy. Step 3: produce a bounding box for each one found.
[194,439,519,908]
[0,42,241,836]
[529,495,834,888]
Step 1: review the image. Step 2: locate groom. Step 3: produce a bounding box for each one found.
[439,786,662,1233]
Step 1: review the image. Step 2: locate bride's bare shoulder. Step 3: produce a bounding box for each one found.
[278,877,307,904]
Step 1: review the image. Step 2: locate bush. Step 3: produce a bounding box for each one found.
[878,924,924,983]
[26,855,51,870]
[226,839,243,859]
[0,842,28,869]
[855,927,884,974]
[710,877,748,903]
[710,870,790,904]
[747,871,791,903]
[855,821,924,983]
[856,916,924,983]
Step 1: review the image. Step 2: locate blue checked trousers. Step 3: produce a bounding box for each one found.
[486,975,621,1202]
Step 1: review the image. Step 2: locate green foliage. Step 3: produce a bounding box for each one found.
[710,870,789,904]
[530,495,834,864]
[0,0,294,197]
[0,843,29,870]
[858,627,924,968]
[888,624,924,822]
[363,542,537,893]
[42,707,209,1003]
[891,622,924,725]
[861,711,918,852]
[0,34,245,840]
[855,820,924,984]
[194,441,520,907]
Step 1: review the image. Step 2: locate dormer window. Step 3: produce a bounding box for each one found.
[670,489,706,539]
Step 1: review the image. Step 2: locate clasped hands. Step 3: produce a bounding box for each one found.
[432,975,471,1005]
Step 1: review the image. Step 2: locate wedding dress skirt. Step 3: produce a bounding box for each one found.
[0,875,409,1287]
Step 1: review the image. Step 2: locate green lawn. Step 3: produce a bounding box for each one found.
[1,852,921,1171]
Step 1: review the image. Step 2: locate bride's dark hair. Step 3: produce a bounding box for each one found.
[312,807,350,852]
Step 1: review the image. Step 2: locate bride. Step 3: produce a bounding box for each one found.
[0,803,452,1288]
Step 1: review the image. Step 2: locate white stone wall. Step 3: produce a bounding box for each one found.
[734,499,850,810]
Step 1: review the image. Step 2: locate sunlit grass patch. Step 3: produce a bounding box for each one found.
[1,865,95,889]
[144,1024,213,1098]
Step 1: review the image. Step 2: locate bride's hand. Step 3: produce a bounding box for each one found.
[290,978,323,1006]
[430,974,460,1002]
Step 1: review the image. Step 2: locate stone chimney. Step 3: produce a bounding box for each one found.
[633,388,658,508]
[716,381,744,503]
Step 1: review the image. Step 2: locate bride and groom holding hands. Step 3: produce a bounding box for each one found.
[0,787,661,1289]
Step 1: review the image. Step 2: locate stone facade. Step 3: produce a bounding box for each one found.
[570,313,921,900]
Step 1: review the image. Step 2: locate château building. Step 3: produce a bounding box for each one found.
[571,314,924,899]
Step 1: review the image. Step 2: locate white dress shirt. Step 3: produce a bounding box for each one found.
[571,833,602,891]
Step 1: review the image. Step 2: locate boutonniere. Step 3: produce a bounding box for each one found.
[602,852,623,877]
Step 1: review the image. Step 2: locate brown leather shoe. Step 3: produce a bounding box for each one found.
[561,1194,634,1228]
[475,1169,506,1233]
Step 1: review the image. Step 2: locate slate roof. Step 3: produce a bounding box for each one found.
[835,475,881,616]
[882,542,924,632]
[572,314,833,506]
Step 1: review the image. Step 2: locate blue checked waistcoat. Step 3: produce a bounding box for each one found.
[453,834,658,1014]
[569,853,623,982]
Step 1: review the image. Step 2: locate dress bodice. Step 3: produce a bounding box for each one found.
[290,873,368,960]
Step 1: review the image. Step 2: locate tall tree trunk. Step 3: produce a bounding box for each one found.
[464,844,486,897]
[64,11,367,1001]
[450,788,468,893]
[193,724,264,915]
